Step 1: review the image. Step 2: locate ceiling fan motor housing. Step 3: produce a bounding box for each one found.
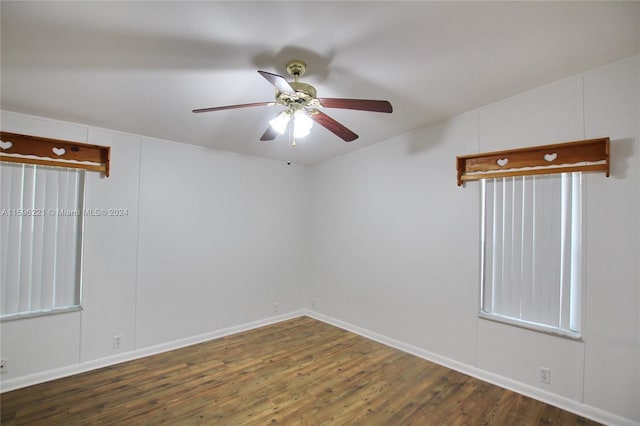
[276,82,318,110]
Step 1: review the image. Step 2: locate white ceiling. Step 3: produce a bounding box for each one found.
[2,1,638,165]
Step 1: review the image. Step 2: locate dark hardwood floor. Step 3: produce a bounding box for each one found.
[1,316,599,425]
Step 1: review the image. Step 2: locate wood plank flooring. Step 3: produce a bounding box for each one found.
[1,316,599,425]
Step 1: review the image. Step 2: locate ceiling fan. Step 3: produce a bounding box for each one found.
[192,60,393,143]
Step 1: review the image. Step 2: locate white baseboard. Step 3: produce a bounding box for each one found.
[0,310,306,393]
[304,310,638,426]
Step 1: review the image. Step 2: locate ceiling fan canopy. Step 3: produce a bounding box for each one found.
[193,60,392,143]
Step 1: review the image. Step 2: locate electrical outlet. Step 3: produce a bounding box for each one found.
[113,335,123,349]
[272,302,279,314]
[539,367,551,384]
[0,358,7,374]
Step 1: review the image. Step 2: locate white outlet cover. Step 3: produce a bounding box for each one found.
[539,367,551,384]
[113,335,123,349]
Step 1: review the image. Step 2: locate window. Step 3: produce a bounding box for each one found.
[1,163,85,320]
[480,172,582,338]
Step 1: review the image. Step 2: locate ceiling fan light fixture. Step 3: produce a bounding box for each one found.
[293,109,313,138]
[269,111,290,134]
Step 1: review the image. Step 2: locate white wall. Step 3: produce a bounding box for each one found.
[0,111,310,384]
[309,111,480,366]
[310,56,639,424]
[135,137,309,348]
[582,56,639,420]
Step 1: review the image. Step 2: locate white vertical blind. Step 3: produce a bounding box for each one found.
[1,163,84,318]
[481,173,582,334]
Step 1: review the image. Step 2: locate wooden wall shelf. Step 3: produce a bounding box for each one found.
[0,131,110,176]
[456,138,609,186]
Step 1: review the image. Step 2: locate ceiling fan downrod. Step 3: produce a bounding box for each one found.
[286,60,306,83]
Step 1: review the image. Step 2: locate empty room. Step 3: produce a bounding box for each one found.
[0,2,638,425]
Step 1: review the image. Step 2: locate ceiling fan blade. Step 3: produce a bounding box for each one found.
[258,70,296,94]
[259,125,278,141]
[192,101,272,113]
[311,110,358,142]
[317,98,393,113]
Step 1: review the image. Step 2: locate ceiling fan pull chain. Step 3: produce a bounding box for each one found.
[288,121,296,148]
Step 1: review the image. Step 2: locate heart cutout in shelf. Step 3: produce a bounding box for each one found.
[496,158,509,167]
[52,147,66,156]
[543,153,558,162]
[0,140,13,150]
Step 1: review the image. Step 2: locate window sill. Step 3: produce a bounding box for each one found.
[1,306,83,322]
[479,312,582,341]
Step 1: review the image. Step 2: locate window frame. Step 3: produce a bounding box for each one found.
[0,163,86,322]
[478,173,585,340]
